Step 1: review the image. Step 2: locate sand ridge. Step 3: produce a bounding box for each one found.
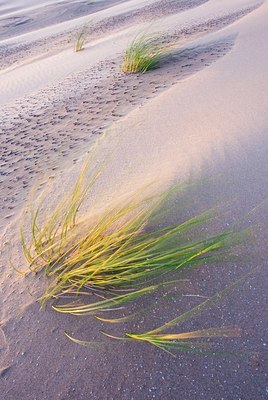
[0,35,235,226]
[0,2,260,228]
[0,0,131,40]
[0,0,258,70]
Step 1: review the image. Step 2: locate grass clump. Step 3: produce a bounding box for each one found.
[21,165,238,315]
[74,25,88,52]
[20,164,252,355]
[122,34,170,73]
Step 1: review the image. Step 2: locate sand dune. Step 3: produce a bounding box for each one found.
[0,0,267,398]
[0,0,263,223]
[0,0,130,39]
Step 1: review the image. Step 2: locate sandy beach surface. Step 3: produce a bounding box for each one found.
[0,0,267,399]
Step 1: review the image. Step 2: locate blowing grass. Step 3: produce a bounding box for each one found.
[19,163,253,355]
[21,162,100,270]
[122,277,247,354]
[122,33,172,73]
[74,25,88,52]
[65,270,257,354]
[103,327,241,356]
[21,163,241,318]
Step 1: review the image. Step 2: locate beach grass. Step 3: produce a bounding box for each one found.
[122,34,170,73]
[74,25,88,52]
[102,327,241,356]
[19,164,252,355]
[21,162,100,270]
[65,270,256,354]
[21,165,239,315]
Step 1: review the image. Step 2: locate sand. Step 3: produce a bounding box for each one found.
[0,0,267,399]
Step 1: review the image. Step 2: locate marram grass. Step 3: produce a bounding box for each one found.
[20,165,250,354]
[74,25,88,52]
[122,34,171,73]
[103,327,241,356]
[21,165,239,316]
[65,326,240,353]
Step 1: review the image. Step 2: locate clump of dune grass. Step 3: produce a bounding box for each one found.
[122,33,170,73]
[74,25,88,52]
[21,163,240,315]
[21,165,252,356]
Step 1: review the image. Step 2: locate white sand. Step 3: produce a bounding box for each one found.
[92,0,268,197]
[0,0,266,233]
[0,0,259,104]
[0,0,266,227]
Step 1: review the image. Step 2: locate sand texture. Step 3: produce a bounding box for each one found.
[0,0,267,399]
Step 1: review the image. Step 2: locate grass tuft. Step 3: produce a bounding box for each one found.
[21,164,239,315]
[74,25,88,52]
[122,33,171,73]
[20,165,253,355]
